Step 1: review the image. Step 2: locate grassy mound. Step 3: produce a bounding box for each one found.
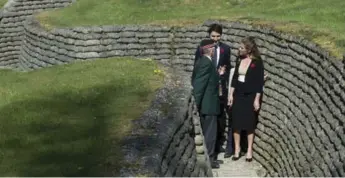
[36,0,345,58]
[0,0,7,8]
[0,58,164,176]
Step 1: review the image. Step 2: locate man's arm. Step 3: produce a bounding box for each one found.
[192,59,211,108]
[223,46,231,82]
[194,46,201,67]
[191,46,201,84]
[219,46,231,91]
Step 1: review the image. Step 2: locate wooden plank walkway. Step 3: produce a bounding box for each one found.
[212,152,264,177]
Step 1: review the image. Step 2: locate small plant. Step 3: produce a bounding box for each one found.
[154,69,162,74]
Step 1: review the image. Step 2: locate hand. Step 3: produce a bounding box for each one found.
[254,99,260,111]
[264,73,268,81]
[228,95,233,107]
[218,65,226,75]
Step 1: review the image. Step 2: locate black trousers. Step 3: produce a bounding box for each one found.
[225,107,233,154]
[200,114,218,162]
[215,102,227,154]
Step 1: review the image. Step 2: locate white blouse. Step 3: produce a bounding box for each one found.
[238,61,251,82]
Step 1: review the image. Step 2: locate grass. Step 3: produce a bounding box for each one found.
[0,0,7,8]
[36,0,345,58]
[0,58,164,176]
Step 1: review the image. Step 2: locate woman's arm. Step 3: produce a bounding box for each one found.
[227,67,235,95]
[254,59,264,111]
[230,61,239,89]
[255,59,265,94]
[229,87,235,98]
[228,62,239,106]
[255,93,261,101]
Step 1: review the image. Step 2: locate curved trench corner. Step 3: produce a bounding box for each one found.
[0,1,344,176]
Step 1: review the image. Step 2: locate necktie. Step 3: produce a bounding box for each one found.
[212,45,218,68]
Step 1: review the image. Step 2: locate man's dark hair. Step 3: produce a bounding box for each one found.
[207,23,223,35]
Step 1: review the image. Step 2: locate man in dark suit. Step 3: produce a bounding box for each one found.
[194,24,233,158]
[192,39,221,169]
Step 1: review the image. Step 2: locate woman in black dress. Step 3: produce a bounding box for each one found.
[228,36,264,162]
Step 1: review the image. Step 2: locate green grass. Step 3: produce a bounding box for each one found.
[36,0,345,58]
[0,0,7,8]
[0,58,164,176]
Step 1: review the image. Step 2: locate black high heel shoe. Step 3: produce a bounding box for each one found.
[245,151,253,162]
[245,158,253,162]
[231,152,241,161]
[232,155,240,161]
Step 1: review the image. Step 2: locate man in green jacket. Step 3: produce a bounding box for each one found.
[192,39,220,169]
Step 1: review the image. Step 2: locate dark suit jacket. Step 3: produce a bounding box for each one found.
[192,56,220,115]
[194,42,231,100]
[231,58,265,94]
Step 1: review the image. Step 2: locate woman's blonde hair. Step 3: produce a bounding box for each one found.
[241,36,261,60]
